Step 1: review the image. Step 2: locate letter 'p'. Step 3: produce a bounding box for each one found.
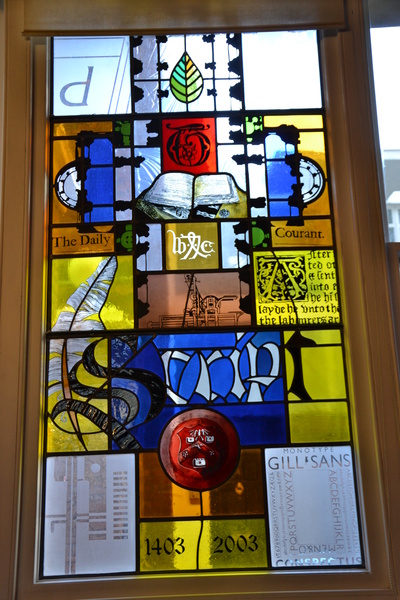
[59,66,93,107]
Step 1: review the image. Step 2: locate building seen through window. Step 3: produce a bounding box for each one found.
[370,25,400,241]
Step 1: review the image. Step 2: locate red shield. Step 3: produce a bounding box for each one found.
[176,424,221,472]
[159,409,240,491]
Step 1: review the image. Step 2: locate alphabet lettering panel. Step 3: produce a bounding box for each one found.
[265,447,361,568]
[41,32,363,578]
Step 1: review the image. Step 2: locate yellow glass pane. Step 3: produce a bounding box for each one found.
[51,256,133,330]
[140,520,200,572]
[165,222,219,270]
[139,453,201,518]
[52,139,78,224]
[271,219,332,248]
[52,226,115,255]
[75,363,106,388]
[47,334,108,452]
[284,329,341,345]
[203,450,264,517]
[52,139,76,178]
[51,257,104,327]
[101,256,134,329]
[289,402,350,443]
[254,250,339,327]
[302,346,345,398]
[303,186,330,217]
[53,121,113,137]
[94,337,108,367]
[198,519,268,570]
[262,119,330,216]
[264,114,323,130]
[298,131,329,217]
[285,346,346,400]
[217,187,248,218]
[298,130,326,155]
[47,397,108,453]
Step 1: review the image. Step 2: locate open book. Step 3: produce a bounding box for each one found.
[136,172,241,219]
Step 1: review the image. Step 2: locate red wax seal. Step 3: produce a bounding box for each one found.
[159,409,240,491]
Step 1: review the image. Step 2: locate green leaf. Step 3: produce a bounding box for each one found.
[170,52,204,104]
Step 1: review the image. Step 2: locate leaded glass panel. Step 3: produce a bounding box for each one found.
[42,31,363,578]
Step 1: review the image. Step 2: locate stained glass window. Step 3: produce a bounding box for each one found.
[42,31,363,577]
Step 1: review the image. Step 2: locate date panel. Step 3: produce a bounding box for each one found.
[140,520,201,572]
[140,518,268,571]
[198,518,268,569]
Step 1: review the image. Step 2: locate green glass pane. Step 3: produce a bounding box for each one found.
[289,402,350,443]
[140,520,200,572]
[170,52,204,104]
[198,519,268,569]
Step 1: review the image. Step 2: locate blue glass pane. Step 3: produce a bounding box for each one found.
[112,376,152,426]
[209,405,287,445]
[85,206,113,222]
[265,134,293,159]
[133,406,182,448]
[111,337,135,368]
[112,337,165,381]
[89,138,113,163]
[86,168,113,203]
[269,201,300,218]
[151,332,283,404]
[177,354,201,399]
[267,161,295,198]
[133,403,287,449]
[208,358,235,397]
[154,332,238,350]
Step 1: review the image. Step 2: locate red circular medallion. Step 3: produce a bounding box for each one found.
[159,409,240,491]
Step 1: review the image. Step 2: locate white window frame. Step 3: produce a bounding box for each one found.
[1,0,400,598]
